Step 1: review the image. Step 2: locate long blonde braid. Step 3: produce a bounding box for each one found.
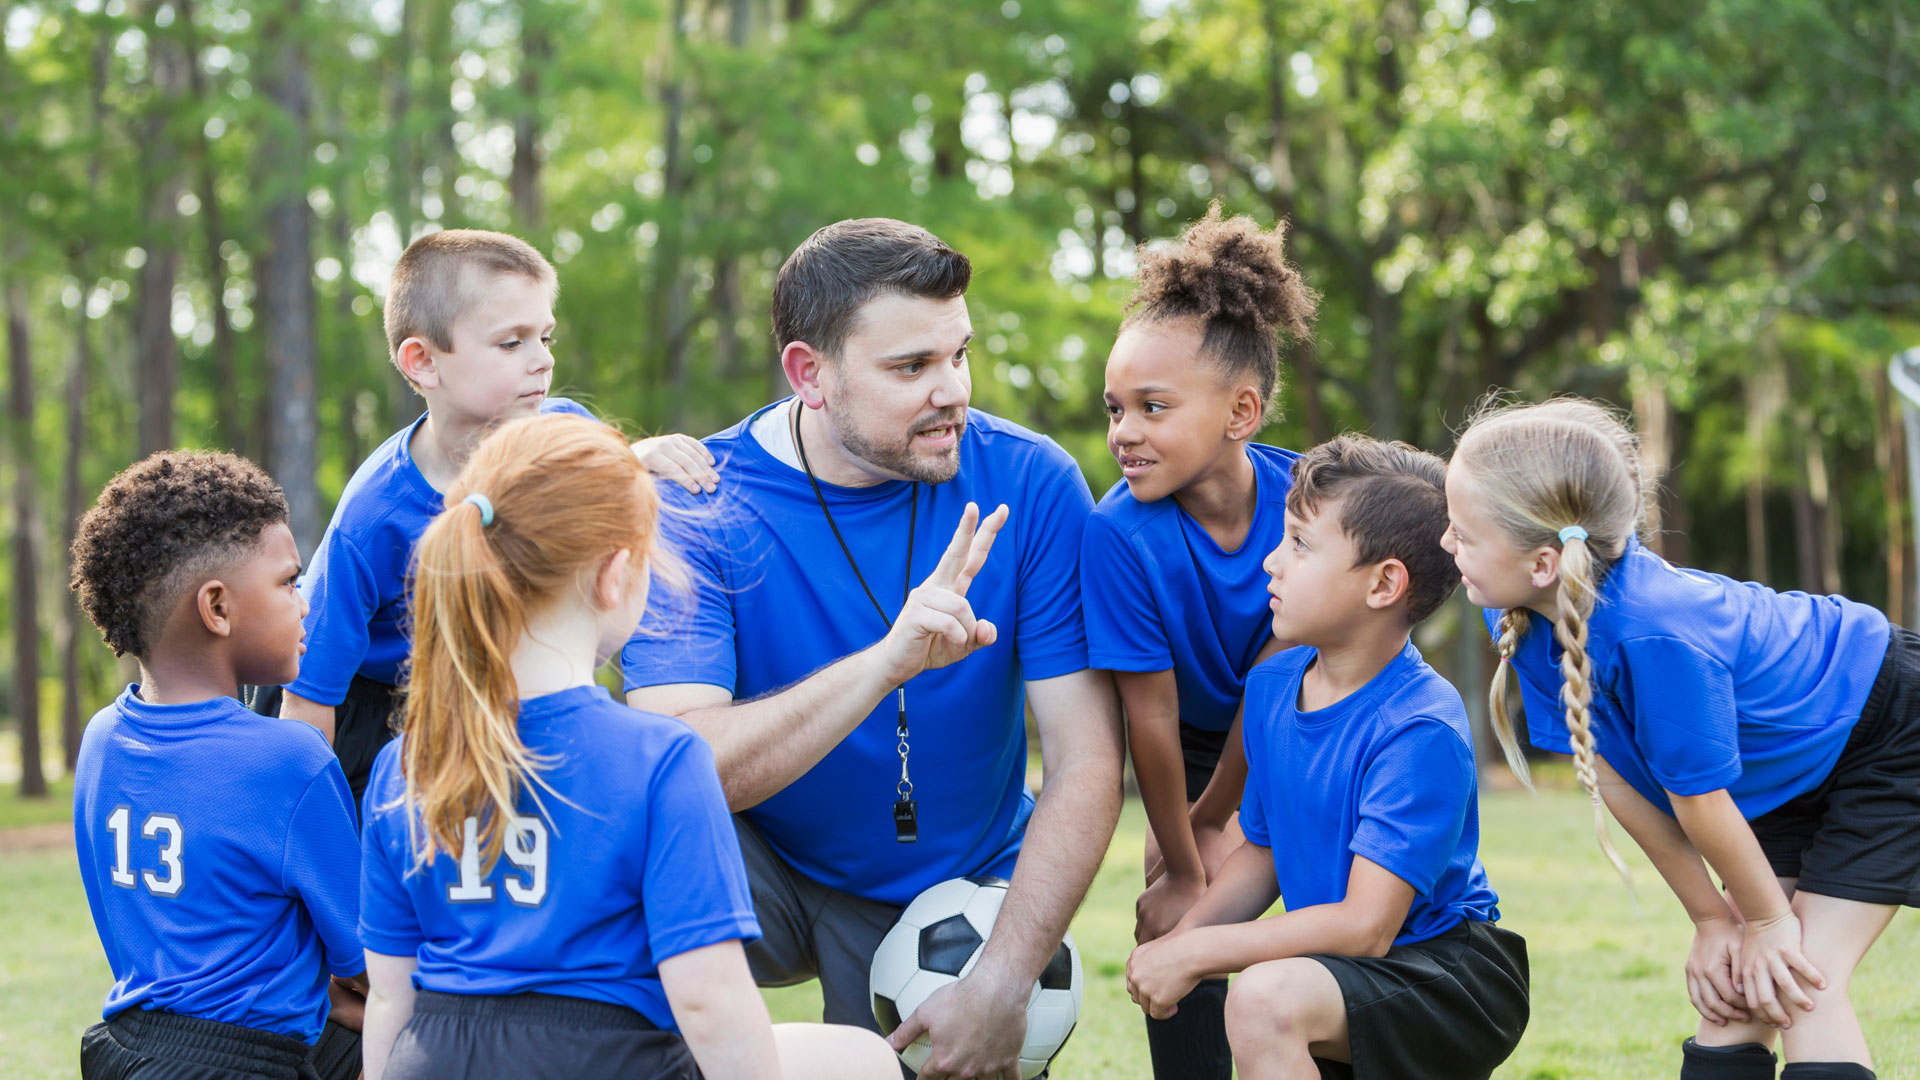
[1489,608,1534,790]
[1456,395,1646,888]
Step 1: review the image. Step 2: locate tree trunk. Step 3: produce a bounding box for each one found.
[1634,375,1672,555]
[61,289,92,770]
[8,275,48,798]
[134,8,189,458]
[387,0,423,431]
[511,0,547,232]
[651,0,692,426]
[1365,285,1403,442]
[179,0,246,455]
[259,0,321,554]
[1261,0,1295,200]
[1880,369,1907,625]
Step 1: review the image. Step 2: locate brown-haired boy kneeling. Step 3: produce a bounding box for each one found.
[1125,436,1530,1080]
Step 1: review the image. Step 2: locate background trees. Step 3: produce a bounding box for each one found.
[3,0,1916,792]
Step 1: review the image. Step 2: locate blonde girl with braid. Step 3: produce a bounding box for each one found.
[357,414,898,1080]
[1444,397,1920,1080]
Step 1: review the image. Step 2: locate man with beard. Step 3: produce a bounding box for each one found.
[623,218,1123,1080]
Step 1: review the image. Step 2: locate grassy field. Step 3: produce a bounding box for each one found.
[4,786,1915,1079]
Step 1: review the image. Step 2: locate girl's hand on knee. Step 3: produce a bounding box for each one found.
[1684,914,1749,1025]
[1738,911,1826,1028]
[1126,936,1200,1021]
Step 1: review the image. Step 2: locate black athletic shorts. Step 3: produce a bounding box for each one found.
[80,1009,359,1080]
[1749,625,1920,906]
[246,676,401,824]
[383,990,701,1080]
[1307,919,1530,1080]
[1179,721,1229,803]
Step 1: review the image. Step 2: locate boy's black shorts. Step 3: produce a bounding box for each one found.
[1749,624,1920,907]
[1307,919,1529,1080]
[246,676,400,824]
[383,990,701,1080]
[80,1009,359,1080]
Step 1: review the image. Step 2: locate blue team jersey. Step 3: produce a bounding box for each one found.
[621,399,1094,905]
[289,396,594,706]
[1488,536,1890,817]
[73,688,364,1041]
[1081,442,1300,732]
[359,686,759,1032]
[1240,643,1501,946]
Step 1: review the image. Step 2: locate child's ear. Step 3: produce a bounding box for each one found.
[781,342,828,409]
[1528,546,1561,590]
[1366,559,1411,612]
[196,580,233,638]
[1226,384,1263,441]
[395,337,439,391]
[594,548,635,610]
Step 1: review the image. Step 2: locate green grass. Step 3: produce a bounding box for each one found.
[5,788,1916,1078]
[0,777,73,830]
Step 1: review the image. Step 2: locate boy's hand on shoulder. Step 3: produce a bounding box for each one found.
[1126,933,1200,1021]
[631,433,718,494]
[1135,873,1205,944]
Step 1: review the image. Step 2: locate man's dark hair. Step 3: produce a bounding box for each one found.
[771,218,972,358]
[71,451,290,659]
[1286,435,1457,625]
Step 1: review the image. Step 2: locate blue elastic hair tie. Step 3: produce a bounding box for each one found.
[463,493,495,526]
[1558,524,1588,544]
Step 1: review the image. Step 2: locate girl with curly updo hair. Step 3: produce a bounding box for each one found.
[1079,202,1318,1080]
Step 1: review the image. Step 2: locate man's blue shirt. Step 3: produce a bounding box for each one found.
[74,689,363,1040]
[621,400,1094,905]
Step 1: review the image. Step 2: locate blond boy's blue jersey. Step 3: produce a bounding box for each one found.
[73,689,364,1041]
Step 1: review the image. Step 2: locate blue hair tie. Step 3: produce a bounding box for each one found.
[1558,524,1588,544]
[463,493,495,526]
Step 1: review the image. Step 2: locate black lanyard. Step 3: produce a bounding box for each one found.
[791,403,921,842]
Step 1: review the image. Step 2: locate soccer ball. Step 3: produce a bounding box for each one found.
[868,875,1082,1079]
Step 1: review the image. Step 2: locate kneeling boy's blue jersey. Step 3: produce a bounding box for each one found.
[73,688,364,1041]
[359,686,760,1032]
[290,397,594,707]
[1240,643,1500,946]
[1080,442,1300,732]
[1488,536,1890,818]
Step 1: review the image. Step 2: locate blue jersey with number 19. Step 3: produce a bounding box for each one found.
[72,687,365,1042]
[359,686,760,1032]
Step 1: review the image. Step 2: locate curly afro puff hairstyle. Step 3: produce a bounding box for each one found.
[70,451,289,660]
[1124,201,1320,425]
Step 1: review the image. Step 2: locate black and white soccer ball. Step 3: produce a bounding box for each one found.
[869,875,1082,1079]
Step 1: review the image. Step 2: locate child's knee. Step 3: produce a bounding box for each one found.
[1225,959,1332,1045]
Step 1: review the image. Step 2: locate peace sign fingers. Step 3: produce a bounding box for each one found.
[928,501,1009,598]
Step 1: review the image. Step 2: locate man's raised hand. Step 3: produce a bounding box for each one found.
[878,502,1009,686]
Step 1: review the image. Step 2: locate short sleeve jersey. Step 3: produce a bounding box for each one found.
[289,396,595,706]
[1080,442,1300,731]
[359,686,759,1032]
[1239,643,1501,945]
[620,399,1095,905]
[1488,536,1890,817]
[73,689,364,1041]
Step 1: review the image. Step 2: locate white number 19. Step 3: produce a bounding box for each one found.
[447,815,549,907]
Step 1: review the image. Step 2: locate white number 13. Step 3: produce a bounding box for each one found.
[106,807,184,897]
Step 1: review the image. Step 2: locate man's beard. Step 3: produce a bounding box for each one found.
[831,403,966,484]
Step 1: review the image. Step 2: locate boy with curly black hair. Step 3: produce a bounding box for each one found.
[70,451,365,1080]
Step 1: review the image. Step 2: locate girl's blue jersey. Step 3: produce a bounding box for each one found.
[359,686,759,1032]
[73,689,364,1041]
[1081,442,1301,732]
[1491,536,1890,817]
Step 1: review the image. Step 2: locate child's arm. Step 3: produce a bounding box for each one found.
[631,433,719,495]
[1187,638,1289,876]
[1669,787,1826,1029]
[280,691,336,744]
[1593,758,1750,1026]
[1128,854,1414,1019]
[659,940,785,1080]
[1118,669,1206,940]
[360,951,418,1080]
